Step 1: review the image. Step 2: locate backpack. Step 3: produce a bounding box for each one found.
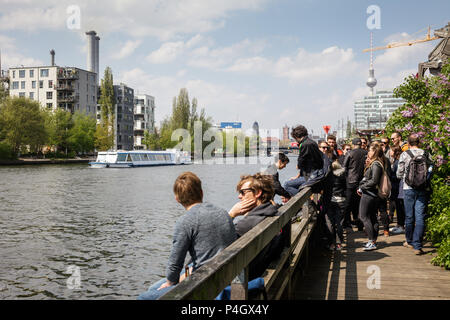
[374,161,391,199]
[405,150,428,189]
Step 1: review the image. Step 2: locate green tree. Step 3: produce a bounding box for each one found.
[385,60,450,269]
[0,81,7,104]
[96,67,115,150]
[46,108,73,154]
[0,97,47,154]
[69,112,96,154]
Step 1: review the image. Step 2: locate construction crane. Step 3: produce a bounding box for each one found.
[363,22,450,77]
[362,26,439,52]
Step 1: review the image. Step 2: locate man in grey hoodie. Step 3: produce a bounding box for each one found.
[138,172,236,300]
[229,173,284,280]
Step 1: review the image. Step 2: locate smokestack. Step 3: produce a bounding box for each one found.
[85,30,96,73]
[50,49,55,66]
[95,35,100,82]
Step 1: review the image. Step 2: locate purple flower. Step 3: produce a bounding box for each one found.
[404,123,413,131]
[401,109,414,118]
[416,131,426,138]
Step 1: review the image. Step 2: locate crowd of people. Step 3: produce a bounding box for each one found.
[137,124,434,300]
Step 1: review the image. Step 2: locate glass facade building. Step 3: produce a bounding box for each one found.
[354,89,405,130]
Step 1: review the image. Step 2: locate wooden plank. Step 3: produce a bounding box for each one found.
[160,188,312,300]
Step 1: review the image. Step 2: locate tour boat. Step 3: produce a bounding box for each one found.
[89,149,192,168]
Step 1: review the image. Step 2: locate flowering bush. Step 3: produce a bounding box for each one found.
[385,61,450,269]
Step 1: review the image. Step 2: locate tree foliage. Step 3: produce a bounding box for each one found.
[385,60,450,269]
[96,67,115,151]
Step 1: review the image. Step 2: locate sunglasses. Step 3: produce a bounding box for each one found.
[320,146,329,149]
[239,188,254,196]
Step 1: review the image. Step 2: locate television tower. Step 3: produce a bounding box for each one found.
[366,32,377,96]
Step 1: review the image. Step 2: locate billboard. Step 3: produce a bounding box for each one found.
[220,122,242,129]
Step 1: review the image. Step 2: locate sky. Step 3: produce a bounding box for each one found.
[0,0,449,138]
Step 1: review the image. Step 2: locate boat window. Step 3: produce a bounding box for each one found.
[117,153,127,162]
[131,154,140,161]
[156,154,163,161]
[126,154,132,162]
[142,153,149,161]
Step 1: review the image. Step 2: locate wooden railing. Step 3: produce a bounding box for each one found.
[159,187,318,300]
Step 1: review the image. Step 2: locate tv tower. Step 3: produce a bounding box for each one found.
[366,32,377,96]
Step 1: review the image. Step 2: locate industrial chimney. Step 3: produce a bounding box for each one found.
[50,49,55,66]
[85,30,97,74]
[95,35,100,81]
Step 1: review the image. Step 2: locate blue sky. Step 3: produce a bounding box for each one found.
[1,0,449,138]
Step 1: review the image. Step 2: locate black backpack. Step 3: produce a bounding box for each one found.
[405,150,428,189]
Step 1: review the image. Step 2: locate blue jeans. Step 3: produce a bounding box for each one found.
[403,189,428,250]
[137,278,175,300]
[284,177,307,196]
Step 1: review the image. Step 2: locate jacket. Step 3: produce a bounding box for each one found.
[297,137,324,174]
[261,164,291,198]
[235,202,279,237]
[331,161,346,202]
[359,160,383,198]
[343,148,368,187]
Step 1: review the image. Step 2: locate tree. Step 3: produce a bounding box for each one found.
[0,97,47,154]
[96,67,115,150]
[69,112,96,154]
[385,61,450,269]
[46,108,73,154]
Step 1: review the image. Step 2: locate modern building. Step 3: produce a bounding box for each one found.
[133,94,156,150]
[354,89,405,130]
[113,83,135,150]
[8,64,98,116]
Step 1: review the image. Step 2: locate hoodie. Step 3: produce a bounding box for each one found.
[234,202,279,237]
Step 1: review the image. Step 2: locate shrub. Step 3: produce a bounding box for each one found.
[0,142,16,160]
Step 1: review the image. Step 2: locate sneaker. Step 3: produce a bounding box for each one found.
[363,241,372,248]
[363,242,377,251]
[403,241,413,249]
[414,249,424,255]
[390,226,405,234]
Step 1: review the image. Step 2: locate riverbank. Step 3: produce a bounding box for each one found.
[0,158,94,165]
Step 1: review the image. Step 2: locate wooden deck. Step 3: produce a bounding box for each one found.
[293,227,450,300]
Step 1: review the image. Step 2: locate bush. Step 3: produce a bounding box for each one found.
[0,142,17,160]
[386,61,450,269]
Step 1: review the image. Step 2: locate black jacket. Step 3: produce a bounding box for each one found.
[297,137,324,174]
[359,161,383,197]
[331,163,346,199]
[343,148,368,187]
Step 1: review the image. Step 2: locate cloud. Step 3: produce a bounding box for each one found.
[0,0,269,40]
[146,41,185,64]
[0,34,43,68]
[111,40,142,60]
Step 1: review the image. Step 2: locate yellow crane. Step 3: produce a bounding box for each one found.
[362,26,439,52]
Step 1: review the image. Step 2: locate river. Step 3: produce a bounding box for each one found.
[0,157,299,299]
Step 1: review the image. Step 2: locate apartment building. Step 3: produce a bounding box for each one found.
[8,66,98,116]
[113,83,135,151]
[134,94,155,150]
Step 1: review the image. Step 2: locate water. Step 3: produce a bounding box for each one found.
[0,157,298,299]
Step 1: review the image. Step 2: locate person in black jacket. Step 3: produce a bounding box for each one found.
[343,138,367,230]
[325,160,347,250]
[357,142,385,251]
[284,125,324,196]
[261,152,291,203]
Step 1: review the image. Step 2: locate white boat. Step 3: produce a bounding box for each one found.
[89,149,192,168]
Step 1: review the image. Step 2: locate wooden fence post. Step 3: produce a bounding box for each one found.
[230,267,248,300]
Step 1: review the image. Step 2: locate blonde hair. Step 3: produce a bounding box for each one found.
[236,173,275,203]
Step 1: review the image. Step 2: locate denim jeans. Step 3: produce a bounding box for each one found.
[137,278,175,300]
[284,176,307,196]
[403,189,428,250]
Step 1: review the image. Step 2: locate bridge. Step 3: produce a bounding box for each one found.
[159,188,450,300]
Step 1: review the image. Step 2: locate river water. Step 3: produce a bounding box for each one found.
[0,157,298,299]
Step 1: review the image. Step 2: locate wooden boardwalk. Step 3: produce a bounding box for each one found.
[293,227,450,300]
